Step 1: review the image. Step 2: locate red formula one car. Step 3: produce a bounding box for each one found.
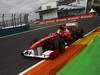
[22,22,84,59]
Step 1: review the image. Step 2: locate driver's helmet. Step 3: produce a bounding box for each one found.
[57,25,66,34]
[59,25,66,31]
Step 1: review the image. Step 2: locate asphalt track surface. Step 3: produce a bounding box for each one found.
[0,16,100,75]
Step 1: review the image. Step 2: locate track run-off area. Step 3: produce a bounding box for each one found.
[20,27,100,75]
[57,29,100,75]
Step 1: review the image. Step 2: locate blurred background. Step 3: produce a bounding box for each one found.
[0,0,100,28]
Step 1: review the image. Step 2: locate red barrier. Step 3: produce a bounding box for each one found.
[34,13,94,24]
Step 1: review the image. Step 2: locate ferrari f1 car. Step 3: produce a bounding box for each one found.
[21,22,84,59]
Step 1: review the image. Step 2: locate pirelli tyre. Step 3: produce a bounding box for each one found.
[49,50,59,59]
[72,28,84,41]
[21,51,28,58]
[54,34,66,53]
[77,28,84,38]
[21,38,39,57]
[21,51,24,56]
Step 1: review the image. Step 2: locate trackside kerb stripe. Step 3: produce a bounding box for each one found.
[84,26,100,37]
[18,26,100,75]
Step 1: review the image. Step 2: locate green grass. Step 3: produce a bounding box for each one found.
[57,35,100,75]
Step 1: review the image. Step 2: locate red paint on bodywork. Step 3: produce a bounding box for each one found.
[29,33,57,50]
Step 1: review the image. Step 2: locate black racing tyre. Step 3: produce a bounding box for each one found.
[20,51,26,58]
[80,29,84,38]
[21,51,24,56]
[72,28,84,40]
[58,37,66,54]
[77,28,84,38]
[49,50,59,59]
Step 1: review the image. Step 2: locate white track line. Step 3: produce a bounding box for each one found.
[0,24,61,39]
[18,60,45,75]
[19,26,100,75]
[84,26,100,37]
